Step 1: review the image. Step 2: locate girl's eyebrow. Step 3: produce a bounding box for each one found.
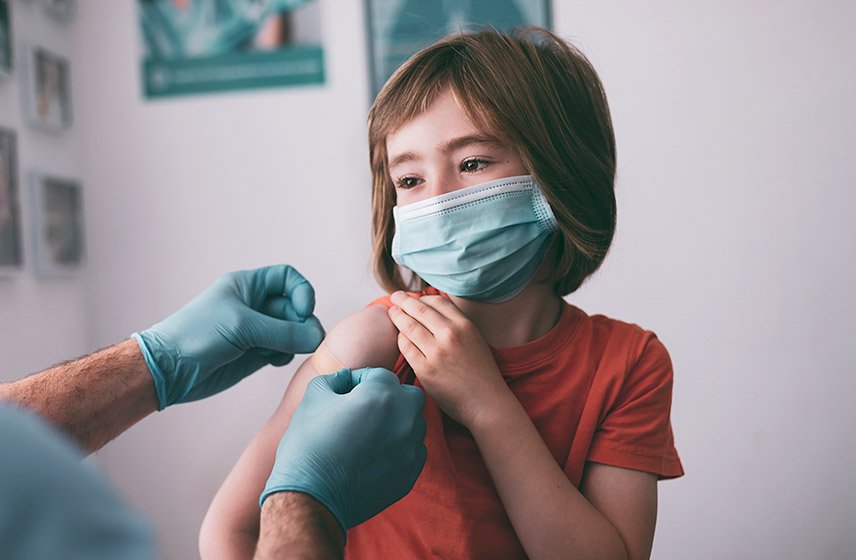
[388,134,503,170]
[440,134,503,154]
[388,151,419,170]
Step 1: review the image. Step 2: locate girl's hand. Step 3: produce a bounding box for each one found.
[387,292,512,428]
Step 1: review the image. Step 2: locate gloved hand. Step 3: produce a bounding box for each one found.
[260,367,427,535]
[133,265,324,409]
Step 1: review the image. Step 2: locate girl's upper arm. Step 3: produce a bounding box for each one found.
[579,462,659,560]
[199,304,400,558]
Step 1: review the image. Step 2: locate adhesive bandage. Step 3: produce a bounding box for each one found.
[308,341,346,373]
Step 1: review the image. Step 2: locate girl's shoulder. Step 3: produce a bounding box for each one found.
[321,297,402,373]
[570,307,671,370]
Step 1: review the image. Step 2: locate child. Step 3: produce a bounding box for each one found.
[200,27,683,559]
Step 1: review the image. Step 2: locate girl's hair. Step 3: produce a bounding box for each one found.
[368,27,616,296]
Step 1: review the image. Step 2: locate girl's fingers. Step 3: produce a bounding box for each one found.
[390,291,448,335]
[388,305,434,352]
[397,332,425,369]
[417,294,466,321]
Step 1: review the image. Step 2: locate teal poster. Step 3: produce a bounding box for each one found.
[0,0,11,75]
[366,0,551,98]
[139,0,324,98]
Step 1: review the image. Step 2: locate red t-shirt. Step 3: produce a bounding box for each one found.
[346,289,684,559]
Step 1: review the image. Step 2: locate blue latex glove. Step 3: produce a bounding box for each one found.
[133,265,324,409]
[260,367,427,534]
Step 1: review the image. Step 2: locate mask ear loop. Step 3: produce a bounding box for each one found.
[308,341,346,374]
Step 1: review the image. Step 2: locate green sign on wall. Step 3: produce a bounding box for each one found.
[139,0,324,98]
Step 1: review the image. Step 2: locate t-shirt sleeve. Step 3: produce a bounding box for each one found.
[587,334,684,479]
[367,294,394,309]
[366,291,431,310]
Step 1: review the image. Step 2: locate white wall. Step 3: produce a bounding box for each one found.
[0,2,91,380]
[61,1,856,559]
[555,3,856,558]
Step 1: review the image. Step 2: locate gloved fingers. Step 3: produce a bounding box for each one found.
[309,368,357,395]
[252,265,316,319]
[388,443,427,500]
[282,267,315,319]
[245,312,325,354]
[350,367,400,388]
[409,412,427,444]
[258,295,303,322]
[266,352,295,367]
[398,383,426,411]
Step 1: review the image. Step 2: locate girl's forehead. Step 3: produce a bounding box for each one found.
[386,90,491,153]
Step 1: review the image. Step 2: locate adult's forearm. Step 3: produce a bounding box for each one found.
[470,392,628,560]
[0,339,158,454]
[255,492,345,560]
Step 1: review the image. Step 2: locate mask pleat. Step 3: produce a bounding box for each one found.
[391,175,558,302]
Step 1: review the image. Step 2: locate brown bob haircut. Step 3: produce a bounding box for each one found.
[368,27,616,297]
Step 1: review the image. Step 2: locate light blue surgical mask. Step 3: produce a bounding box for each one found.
[391,175,558,303]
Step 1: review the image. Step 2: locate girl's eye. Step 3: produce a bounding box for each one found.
[461,158,489,173]
[396,176,423,189]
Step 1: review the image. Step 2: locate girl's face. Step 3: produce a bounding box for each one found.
[386,89,528,207]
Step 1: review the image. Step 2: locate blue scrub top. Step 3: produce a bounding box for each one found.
[0,404,156,560]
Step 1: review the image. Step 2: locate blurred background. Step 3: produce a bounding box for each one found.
[1,1,855,558]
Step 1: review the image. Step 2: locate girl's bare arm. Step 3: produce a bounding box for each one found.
[198,305,399,560]
[468,396,657,560]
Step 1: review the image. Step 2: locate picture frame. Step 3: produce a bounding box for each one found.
[364,0,552,99]
[30,172,85,276]
[0,0,12,75]
[138,0,325,98]
[0,127,23,275]
[25,45,73,131]
[42,0,75,22]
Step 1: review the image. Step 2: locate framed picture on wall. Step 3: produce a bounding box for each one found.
[0,128,23,275]
[30,172,85,276]
[25,45,73,131]
[365,0,552,98]
[0,0,12,75]
[138,0,325,98]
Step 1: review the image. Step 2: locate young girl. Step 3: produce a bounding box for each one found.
[200,27,683,559]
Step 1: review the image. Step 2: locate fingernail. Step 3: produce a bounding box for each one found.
[388,305,398,313]
[391,291,405,302]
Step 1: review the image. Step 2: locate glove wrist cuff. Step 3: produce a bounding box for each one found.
[131,332,168,411]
